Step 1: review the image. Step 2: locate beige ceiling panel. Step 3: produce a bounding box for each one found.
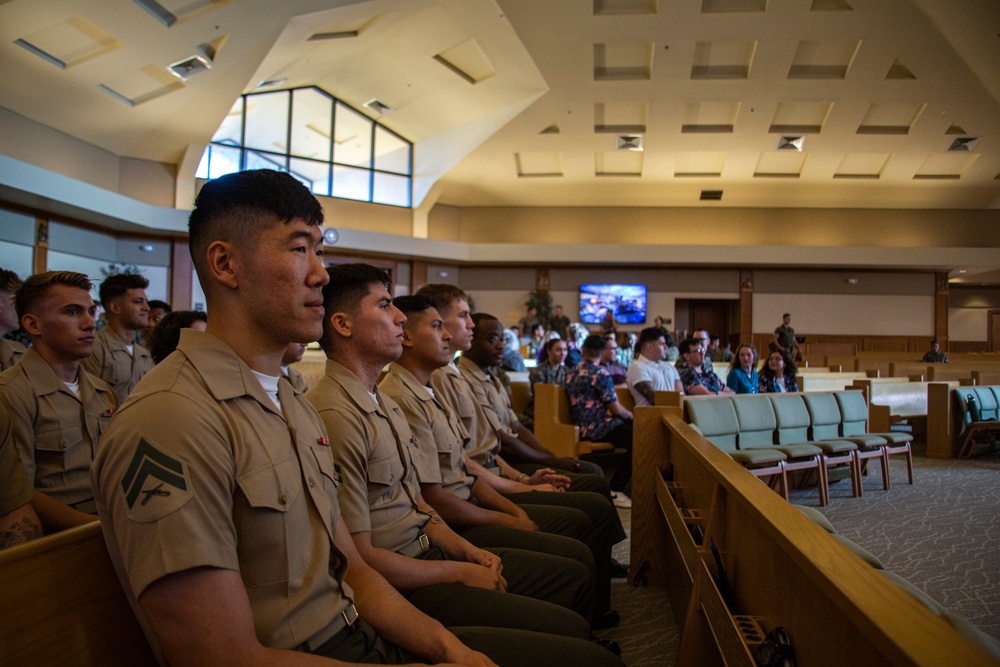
[435,38,496,84]
[98,65,184,107]
[682,101,739,133]
[769,101,833,134]
[857,102,926,135]
[913,153,979,180]
[833,153,890,179]
[885,58,916,79]
[691,40,756,79]
[596,151,644,176]
[701,0,766,13]
[595,102,648,133]
[516,151,563,177]
[788,40,860,79]
[754,152,806,177]
[15,16,121,69]
[594,42,654,80]
[675,152,726,177]
[593,0,657,15]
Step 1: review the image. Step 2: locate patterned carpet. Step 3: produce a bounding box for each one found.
[598,445,1000,666]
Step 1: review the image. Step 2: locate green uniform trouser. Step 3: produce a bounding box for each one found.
[307,619,626,667]
[500,491,617,619]
[405,546,593,635]
[513,463,628,543]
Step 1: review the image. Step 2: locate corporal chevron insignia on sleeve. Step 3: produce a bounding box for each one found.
[120,437,193,521]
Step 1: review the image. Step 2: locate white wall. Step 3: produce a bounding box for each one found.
[752,294,935,336]
[949,308,987,341]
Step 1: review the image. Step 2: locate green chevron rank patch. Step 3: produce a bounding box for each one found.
[120,437,193,521]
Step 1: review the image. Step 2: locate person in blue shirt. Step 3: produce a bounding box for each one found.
[726,344,760,394]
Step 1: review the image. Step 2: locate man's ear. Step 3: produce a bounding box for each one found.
[107,297,123,316]
[328,312,352,339]
[401,327,414,349]
[21,313,41,337]
[205,240,240,290]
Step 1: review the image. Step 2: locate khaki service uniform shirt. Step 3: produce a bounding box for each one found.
[284,366,308,393]
[81,328,153,403]
[430,361,501,469]
[0,337,25,371]
[458,357,520,438]
[91,329,354,658]
[379,363,475,502]
[306,359,428,553]
[0,348,118,509]
[0,408,32,514]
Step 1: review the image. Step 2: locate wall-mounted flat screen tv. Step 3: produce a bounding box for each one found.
[579,284,647,325]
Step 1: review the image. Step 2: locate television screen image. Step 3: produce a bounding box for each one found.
[579,284,647,325]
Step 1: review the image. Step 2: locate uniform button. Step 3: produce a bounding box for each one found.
[280,494,288,504]
[308,477,315,487]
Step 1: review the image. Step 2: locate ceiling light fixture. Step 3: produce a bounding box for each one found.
[363,99,394,116]
[616,135,643,151]
[167,55,212,80]
[776,136,805,151]
[138,244,155,252]
[947,137,981,152]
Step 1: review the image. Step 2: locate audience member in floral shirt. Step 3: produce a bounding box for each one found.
[565,335,634,493]
[677,337,734,396]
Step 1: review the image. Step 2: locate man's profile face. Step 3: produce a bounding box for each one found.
[0,289,18,333]
[438,298,474,354]
[147,306,168,329]
[239,218,329,346]
[683,344,705,369]
[113,288,149,330]
[405,307,453,368]
[469,318,504,366]
[24,284,98,362]
[349,282,406,364]
[601,338,618,365]
[645,337,667,362]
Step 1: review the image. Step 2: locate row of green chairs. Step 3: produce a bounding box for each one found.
[686,391,914,506]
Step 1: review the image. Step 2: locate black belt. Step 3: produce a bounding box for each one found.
[297,603,360,652]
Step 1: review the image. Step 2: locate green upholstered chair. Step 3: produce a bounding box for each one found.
[685,397,787,497]
[801,392,861,498]
[833,391,890,496]
[733,395,826,506]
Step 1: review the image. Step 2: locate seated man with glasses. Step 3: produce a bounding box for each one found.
[677,337,733,396]
[675,329,715,373]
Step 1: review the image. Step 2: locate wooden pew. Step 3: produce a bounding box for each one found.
[796,371,867,392]
[533,383,617,458]
[631,406,995,666]
[510,380,530,416]
[0,522,157,666]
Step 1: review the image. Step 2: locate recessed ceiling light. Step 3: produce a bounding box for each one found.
[947,137,981,152]
[616,135,643,151]
[255,78,287,89]
[322,228,340,245]
[167,55,212,81]
[776,136,805,151]
[138,244,155,252]
[363,99,394,116]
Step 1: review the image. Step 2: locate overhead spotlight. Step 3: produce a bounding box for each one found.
[363,99,394,116]
[776,136,804,151]
[138,244,155,252]
[845,277,859,285]
[322,228,340,245]
[167,55,212,80]
[616,135,643,151]
[947,137,981,152]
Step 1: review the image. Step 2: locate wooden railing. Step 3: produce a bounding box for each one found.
[630,406,994,666]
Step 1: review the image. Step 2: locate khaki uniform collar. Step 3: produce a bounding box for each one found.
[457,355,488,382]
[17,347,109,404]
[386,363,434,403]
[323,358,382,416]
[176,329,281,414]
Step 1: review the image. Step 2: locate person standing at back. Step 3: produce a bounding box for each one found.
[81,273,152,402]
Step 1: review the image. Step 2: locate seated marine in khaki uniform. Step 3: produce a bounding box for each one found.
[81,272,153,402]
[0,271,117,528]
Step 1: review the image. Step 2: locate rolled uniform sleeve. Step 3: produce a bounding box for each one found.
[0,410,32,514]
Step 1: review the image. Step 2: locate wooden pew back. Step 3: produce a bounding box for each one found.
[631,406,994,666]
[0,522,157,666]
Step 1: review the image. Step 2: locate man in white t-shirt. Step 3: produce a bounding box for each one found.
[626,327,683,407]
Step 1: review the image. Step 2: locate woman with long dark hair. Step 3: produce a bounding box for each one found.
[758,349,799,393]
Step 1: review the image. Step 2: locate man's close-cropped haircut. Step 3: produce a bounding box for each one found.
[637,327,665,353]
[415,283,470,313]
[0,268,23,295]
[188,170,325,279]
[147,300,172,312]
[16,271,93,320]
[470,312,499,329]
[393,294,436,321]
[581,334,606,355]
[98,272,150,308]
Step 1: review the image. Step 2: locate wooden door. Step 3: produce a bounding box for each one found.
[989,310,1000,352]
